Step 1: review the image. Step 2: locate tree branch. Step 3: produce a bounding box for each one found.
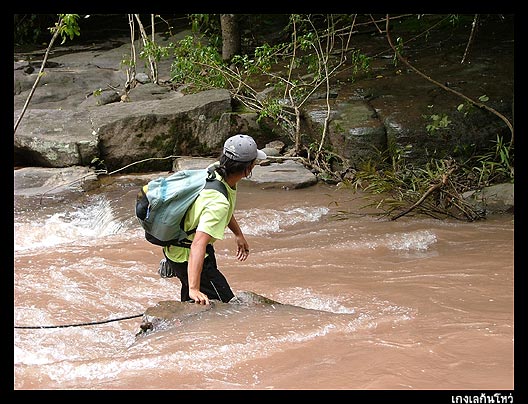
[391,165,455,220]
[14,16,63,135]
[461,14,479,64]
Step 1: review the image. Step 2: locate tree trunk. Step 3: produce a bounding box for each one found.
[220,14,240,62]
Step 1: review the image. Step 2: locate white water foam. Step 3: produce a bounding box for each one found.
[14,196,128,251]
[236,206,329,236]
[15,201,329,250]
[335,229,437,252]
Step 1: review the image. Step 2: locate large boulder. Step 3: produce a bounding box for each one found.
[13,32,277,173]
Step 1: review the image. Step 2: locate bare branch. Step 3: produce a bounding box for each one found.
[134,14,158,84]
[461,14,479,64]
[14,16,63,135]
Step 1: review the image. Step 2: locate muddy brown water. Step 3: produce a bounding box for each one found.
[13,174,514,391]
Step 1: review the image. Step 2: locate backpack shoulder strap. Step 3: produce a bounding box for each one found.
[204,165,228,199]
[204,177,228,200]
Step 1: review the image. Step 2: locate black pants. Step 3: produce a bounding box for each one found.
[164,244,235,303]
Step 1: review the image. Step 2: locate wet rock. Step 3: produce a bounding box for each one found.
[250,159,318,189]
[462,183,514,214]
[173,156,317,189]
[14,166,100,196]
[136,291,280,337]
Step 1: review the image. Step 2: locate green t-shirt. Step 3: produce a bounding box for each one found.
[163,170,237,263]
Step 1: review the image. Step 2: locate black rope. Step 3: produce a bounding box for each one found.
[14,313,144,329]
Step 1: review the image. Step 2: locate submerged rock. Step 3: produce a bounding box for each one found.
[136,291,280,337]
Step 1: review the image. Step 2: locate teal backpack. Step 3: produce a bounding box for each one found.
[135,167,228,247]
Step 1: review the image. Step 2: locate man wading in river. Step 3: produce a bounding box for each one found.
[158,134,267,305]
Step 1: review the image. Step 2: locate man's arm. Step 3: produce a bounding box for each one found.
[188,230,212,305]
[228,215,250,261]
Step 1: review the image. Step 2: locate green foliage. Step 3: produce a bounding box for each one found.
[456,101,471,117]
[169,13,370,148]
[352,157,482,221]
[423,105,451,134]
[465,135,514,186]
[170,35,227,90]
[52,14,81,44]
[457,95,488,117]
[89,157,108,174]
[187,14,222,48]
[390,144,413,171]
[424,113,451,134]
[256,98,285,123]
[139,40,173,64]
[348,133,514,221]
[251,42,286,71]
[349,50,370,75]
[393,37,404,66]
[448,14,460,26]
[189,14,220,35]
[14,14,81,46]
[120,57,135,69]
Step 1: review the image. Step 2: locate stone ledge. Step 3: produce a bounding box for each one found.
[175,156,318,189]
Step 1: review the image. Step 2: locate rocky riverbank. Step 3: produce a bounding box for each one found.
[13,14,514,211]
[14,14,514,170]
